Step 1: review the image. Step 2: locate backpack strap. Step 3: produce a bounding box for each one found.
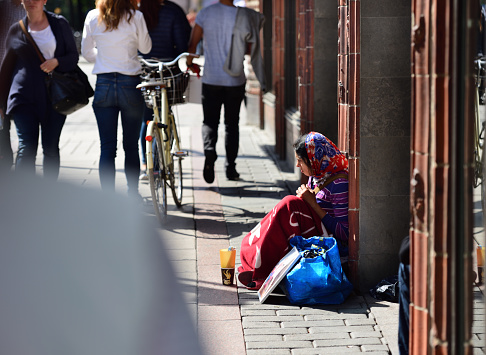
[312,173,348,194]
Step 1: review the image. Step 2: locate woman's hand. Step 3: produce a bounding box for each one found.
[40,58,59,74]
[296,184,327,219]
[296,184,315,204]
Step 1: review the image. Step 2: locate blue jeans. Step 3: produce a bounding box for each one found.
[0,114,13,172]
[398,263,410,355]
[92,73,144,193]
[12,105,66,179]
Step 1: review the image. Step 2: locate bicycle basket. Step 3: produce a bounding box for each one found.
[139,63,190,107]
[163,70,190,105]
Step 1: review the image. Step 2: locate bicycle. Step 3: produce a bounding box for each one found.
[473,57,486,242]
[137,52,197,222]
[474,57,485,189]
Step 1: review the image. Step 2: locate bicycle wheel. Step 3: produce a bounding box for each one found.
[148,127,167,221]
[168,114,183,207]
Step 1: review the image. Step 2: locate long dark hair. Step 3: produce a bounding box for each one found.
[293,134,310,167]
[139,0,163,31]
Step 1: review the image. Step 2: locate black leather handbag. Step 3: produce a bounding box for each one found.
[19,20,94,116]
[44,66,93,115]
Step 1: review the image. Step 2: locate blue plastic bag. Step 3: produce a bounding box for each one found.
[283,236,353,305]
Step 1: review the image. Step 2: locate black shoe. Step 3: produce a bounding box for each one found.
[226,166,240,181]
[203,158,215,183]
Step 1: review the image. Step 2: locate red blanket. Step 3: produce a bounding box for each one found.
[238,195,327,289]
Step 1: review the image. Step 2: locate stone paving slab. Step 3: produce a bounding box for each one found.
[313,337,383,347]
[198,304,241,321]
[247,350,291,355]
[246,341,314,349]
[283,333,351,341]
[198,319,246,355]
[291,348,365,354]
[309,326,376,334]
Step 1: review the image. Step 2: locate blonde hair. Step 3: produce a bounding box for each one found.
[95,0,137,31]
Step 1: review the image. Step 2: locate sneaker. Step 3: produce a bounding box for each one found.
[139,172,148,181]
[226,166,240,181]
[203,158,215,183]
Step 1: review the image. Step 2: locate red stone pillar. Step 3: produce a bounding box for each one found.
[338,0,360,289]
[410,0,475,353]
[410,0,431,352]
[273,0,285,158]
[297,0,314,134]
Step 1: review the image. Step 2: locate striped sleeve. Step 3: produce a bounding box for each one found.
[315,178,349,243]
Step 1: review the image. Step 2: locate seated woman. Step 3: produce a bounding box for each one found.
[238,132,349,290]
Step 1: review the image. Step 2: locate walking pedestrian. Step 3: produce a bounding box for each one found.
[0,0,78,179]
[186,0,264,183]
[81,0,151,198]
[0,0,25,173]
[138,0,191,181]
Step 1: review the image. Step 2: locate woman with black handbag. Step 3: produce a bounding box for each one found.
[0,0,79,179]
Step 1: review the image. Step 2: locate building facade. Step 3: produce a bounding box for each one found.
[254,0,478,352]
[257,0,411,291]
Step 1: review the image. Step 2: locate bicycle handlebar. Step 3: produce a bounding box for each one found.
[139,52,200,69]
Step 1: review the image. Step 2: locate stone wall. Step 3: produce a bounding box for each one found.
[313,1,339,144]
[358,0,411,289]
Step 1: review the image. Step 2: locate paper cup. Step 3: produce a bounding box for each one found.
[221,268,235,285]
[220,248,236,268]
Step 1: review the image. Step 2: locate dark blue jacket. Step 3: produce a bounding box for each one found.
[141,1,191,60]
[0,11,78,116]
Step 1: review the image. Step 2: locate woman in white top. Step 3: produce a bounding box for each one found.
[81,0,151,198]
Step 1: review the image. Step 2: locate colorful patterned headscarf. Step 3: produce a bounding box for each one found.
[305,132,348,184]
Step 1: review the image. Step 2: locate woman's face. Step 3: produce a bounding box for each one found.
[22,0,45,13]
[295,152,313,177]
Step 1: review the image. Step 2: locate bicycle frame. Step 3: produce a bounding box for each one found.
[145,82,169,173]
